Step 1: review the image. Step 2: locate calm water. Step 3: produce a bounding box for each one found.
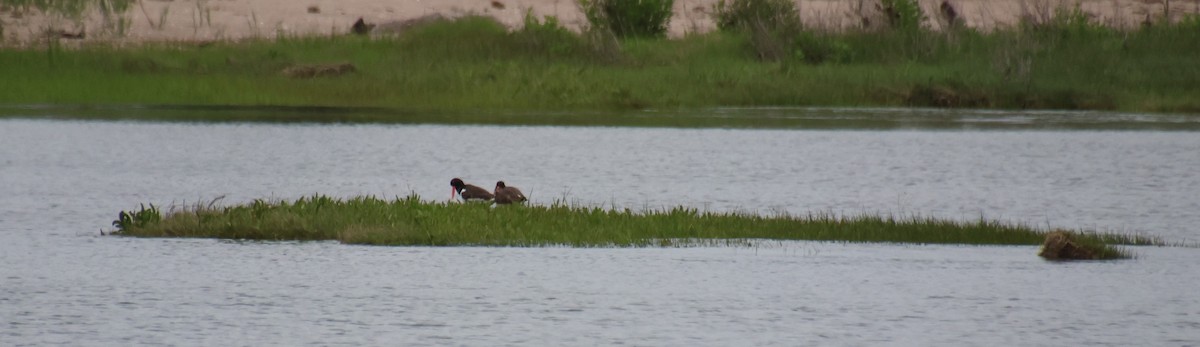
[2,111,1199,346]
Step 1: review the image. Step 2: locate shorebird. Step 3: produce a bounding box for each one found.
[493,181,527,204]
[450,178,494,202]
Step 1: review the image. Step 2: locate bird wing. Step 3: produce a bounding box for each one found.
[464,185,495,200]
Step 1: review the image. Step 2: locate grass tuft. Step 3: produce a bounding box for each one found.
[109,194,1158,258]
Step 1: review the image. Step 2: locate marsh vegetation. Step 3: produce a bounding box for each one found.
[109,194,1157,259]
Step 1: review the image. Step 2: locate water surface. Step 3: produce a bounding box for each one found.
[2,110,1199,345]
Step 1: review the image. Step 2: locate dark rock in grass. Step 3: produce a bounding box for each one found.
[282,62,357,78]
[1038,230,1099,260]
[351,17,375,35]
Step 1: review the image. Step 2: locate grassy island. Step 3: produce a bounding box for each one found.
[109,195,1158,259]
[3,11,1200,124]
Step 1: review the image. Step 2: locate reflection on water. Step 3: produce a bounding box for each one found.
[2,111,1199,346]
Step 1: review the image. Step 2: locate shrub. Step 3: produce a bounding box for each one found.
[578,0,674,39]
[712,0,800,32]
[513,11,584,57]
[712,0,802,62]
[1178,14,1200,29]
[878,0,926,32]
[1046,6,1107,34]
[1019,3,1108,36]
[791,31,852,64]
[513,10,622,62]
[396,15,511,58]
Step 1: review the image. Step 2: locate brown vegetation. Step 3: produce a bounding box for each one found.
[1039,230,1100,260]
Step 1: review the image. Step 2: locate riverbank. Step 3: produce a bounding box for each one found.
[3,12,1199,118]
[109,194,1160,259]
[4,0,1193,44]
[3,14,1200,115]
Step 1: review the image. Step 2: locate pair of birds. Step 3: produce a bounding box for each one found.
[450,178,527,204]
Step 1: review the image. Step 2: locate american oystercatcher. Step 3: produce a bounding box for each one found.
[450,178,494,202]
[493,181,527,204]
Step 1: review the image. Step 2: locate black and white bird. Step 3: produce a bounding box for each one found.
[450,178,494,202]
[493,181,527,204]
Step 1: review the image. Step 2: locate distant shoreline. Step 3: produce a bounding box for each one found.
[2,4,1199,115]
[2,0,1196,46]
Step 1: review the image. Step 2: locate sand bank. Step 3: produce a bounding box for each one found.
[1,0,1195,45]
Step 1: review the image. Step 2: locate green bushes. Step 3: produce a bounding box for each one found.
[579,0,674,39]
[712,0,929,63]
[394,15,511,58]
[513,11,587,58]
[790,31,852,64]
[711,0,802,61]
[878,0,925,32]
[712,0,800,32]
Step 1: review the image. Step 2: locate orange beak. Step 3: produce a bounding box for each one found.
[450,187,456,200]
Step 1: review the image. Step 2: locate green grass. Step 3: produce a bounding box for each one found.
[109,194,1159,259]
[2,14,1200,125]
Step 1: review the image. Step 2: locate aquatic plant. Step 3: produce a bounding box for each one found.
[112,203,161,230]
[109,194,1149,259]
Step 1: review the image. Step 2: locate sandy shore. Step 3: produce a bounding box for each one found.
[2,0,1196,45]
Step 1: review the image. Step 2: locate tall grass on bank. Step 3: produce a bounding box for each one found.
[2,12,1199,116]
[109,194,1157,258]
